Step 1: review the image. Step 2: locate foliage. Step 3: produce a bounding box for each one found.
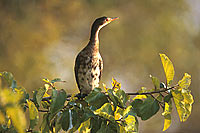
[0,54,194,132]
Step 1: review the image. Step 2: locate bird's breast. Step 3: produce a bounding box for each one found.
[77,53,103,94]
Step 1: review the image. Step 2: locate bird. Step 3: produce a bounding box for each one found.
[74,16,118,95]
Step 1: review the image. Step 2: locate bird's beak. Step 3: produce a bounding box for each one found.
[110,17,119,22]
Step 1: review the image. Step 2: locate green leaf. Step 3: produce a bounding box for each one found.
[150,75,160,90]
[164,93,172,103]
[68,109,81,132]
[61,109,70,131]
[106,122,119,133]
[132,96,160,120]
[27,100,39,129]
[51,78,62,83]
[85,88,108,109]
[140,97,160,120]
[131,99,143,116]
[40,113,50,132]
[96,120,118,133]
[123,106,136,118]
[49,89,66,120]
[114,89,129,108]
[36,87,46,106]
[159,53,175,86]
[81,107,95,122]
[157,94,163,102]
[96,120,107,133]
[0,71,14,89]
[107,89,118,108]
[94,103,115,122]
[11,80,17,89]
[90,117,102,133]
[54,112,63,132]
[162,101,172,131]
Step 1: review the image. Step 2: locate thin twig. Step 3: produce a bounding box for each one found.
[150,94,164,108]
[159,92,164,97]
[126,87,174,96]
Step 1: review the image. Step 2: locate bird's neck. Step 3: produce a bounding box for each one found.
[89,25,101,51]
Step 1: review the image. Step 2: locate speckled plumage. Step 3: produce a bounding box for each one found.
[75,45,103,94]
[74,16,118,94]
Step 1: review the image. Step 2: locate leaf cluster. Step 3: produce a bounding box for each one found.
[0,54,194,133]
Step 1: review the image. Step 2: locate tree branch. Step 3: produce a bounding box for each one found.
[40,86,176,103]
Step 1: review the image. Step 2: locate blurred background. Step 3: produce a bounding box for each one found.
[0,0,199,132]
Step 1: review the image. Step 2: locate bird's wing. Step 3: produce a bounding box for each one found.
[74,54,81,90]
[99,56,103,80]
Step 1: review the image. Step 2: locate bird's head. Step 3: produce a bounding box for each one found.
[90,16,118,41]
[92,16,119,30]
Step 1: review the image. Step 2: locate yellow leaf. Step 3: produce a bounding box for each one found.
[124,115,136,132]
[27,100,39,120]
[43,78,54,87]
[7,118,11,128]
[7,107,26,133]
[114,106,123,121]
[115,113,121,120]
[43,91,50,97]
[0,89,22,106]
[172,73,193,122]
[112,78,121,91]
[94,103,115,122]
[172,89,194,122]
[162,102,172,131]
[159,54,175,86]
[78,118,91,133]
[120,125,126,133]
[70,93,77,101]
[183,92,194,105]
[102,83,109,92]
[178,73,191,92]
[41,92,51,109]
[0,111,5,124]
[163,114,171,131]
[0,89,26,133]
[44,83,51,90]
[133,95,147,100]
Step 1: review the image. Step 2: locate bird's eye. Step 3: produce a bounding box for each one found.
[106,18,109,21]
